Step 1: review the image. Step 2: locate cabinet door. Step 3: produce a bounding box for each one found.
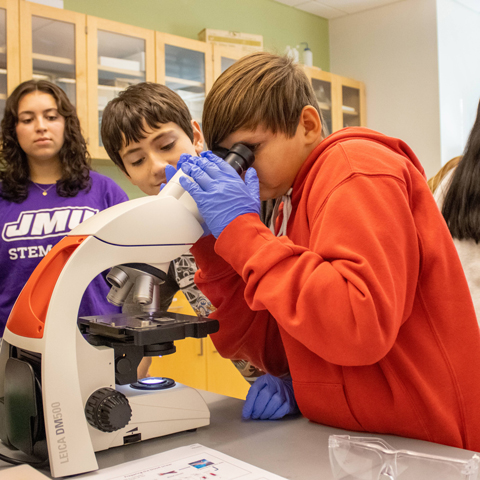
[156,32,213,130]
[19,1,87,134]
[206,336,250,400]
[337,76,366,130]
[305,67,335,136]
[149,290,250,399]
[149,291,207,390]
[87,16,155,160]
[212,45,248,80]
[0,0,19,122]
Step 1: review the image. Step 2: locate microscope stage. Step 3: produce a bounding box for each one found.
[79,311,219,346]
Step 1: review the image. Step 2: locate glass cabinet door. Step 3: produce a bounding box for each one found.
[0,0,19,124]
[19,2,87,133]
[339,77,366,129]
[212,45,247,80]
[156,33,213,130]
[305,67,335,137]
[87,16,155,159]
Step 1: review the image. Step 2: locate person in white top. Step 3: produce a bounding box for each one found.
[430,99,480,323]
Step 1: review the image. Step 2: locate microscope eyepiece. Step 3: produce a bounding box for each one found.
[212,143,255,175]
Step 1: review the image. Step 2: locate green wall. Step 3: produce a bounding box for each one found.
[64,0,329,71]
[64,0,329,198]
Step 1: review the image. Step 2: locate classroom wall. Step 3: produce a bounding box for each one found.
[329,0,441,178]
[63,0,330,71]
[437,0,480,165]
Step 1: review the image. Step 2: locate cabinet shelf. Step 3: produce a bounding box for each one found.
[32,52,74,65]
[31,71,76,84]
[98,84,128,92]
[342,106,359,116]
[165,75,204,88]
[32,73,50,80]
[98,64,144,78]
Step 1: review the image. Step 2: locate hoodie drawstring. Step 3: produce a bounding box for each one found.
[269,188,293,237]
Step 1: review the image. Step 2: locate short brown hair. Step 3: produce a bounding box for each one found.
[202,52,325,150]
[101,82,194,174]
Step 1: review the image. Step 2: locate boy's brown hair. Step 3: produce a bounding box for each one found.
[101,82,194,174]
[202,52,325,150]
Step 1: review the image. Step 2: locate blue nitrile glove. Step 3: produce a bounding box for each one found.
[161,153,191,190]
[178,151,260,238]
[242,374,299,420]
[161,157,212,237]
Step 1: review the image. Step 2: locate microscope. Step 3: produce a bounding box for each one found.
[0,145,254,477]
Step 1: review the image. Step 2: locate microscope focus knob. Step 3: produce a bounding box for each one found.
[85,387,132,433]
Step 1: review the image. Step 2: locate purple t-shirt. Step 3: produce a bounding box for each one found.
[0,171,128,335]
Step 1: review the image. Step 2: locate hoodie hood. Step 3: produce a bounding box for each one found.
[292,127,426,200]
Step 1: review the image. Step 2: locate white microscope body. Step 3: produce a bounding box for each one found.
[0,171,215,477]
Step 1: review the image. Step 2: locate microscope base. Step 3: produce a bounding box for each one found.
[89,382,210,452]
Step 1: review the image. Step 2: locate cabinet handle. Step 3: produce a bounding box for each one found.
[197,338,204,356]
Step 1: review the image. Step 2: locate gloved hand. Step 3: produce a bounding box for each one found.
[162,153,191,188]
[162,154,212,236]
[178,151,260,238]
[242,374,299,420]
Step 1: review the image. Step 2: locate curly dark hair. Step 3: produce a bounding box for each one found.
[0,79,91,203]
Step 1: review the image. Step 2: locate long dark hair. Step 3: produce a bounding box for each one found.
[442,99,480,242]
[0,80,91,203]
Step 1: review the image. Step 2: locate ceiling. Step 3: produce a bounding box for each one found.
[272,0,406,19]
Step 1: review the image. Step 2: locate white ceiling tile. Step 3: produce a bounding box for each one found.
[307,0,403,15]
[274,0,313,6]
[271,0,407,18]
[296,1,346,19]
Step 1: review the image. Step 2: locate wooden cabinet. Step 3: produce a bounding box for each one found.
[0,0,19,122]
[15,2,366,148]
[212,45,248,79]
[304,67,366,135]
[86,16,155,159]
[149,291,250,400]
[338,76,366,130]
[18,0,87,135]
[156,33,213,130]
[305,68,336,136]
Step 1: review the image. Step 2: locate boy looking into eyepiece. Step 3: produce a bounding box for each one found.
[176,52,480,449]
[100,82,264,388]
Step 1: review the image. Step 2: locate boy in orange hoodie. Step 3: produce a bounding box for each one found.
[175,52,480,450]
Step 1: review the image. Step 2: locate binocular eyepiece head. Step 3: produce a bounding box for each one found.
[212,143,255,175]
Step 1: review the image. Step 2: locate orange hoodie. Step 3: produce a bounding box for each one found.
[191,127,480,450]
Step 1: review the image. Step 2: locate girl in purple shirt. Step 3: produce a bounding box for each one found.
[0,80,127,336]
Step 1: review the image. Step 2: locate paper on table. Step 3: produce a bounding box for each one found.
[76,443,287,479]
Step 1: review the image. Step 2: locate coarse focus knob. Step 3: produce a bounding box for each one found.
[85,387,132,433]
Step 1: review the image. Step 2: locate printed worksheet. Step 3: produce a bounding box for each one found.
[77,444,287,480]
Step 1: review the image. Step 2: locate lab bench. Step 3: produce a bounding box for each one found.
[3,390,477,479]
